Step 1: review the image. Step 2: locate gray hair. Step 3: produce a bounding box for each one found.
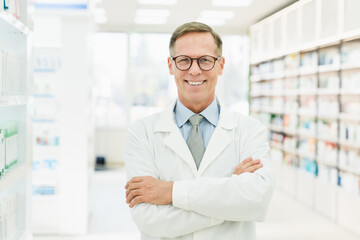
[169,22,223,57]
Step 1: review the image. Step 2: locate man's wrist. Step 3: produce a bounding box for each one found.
[167,182,174,204]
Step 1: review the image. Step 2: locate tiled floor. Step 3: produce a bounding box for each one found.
[34,167,360,240]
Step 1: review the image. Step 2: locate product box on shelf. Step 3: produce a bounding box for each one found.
[0,193,17,240]
[0,49,3,94]
[2,0,20,19]
[0,128,4,176]
[3,0,9,10]
[0,121,18,174]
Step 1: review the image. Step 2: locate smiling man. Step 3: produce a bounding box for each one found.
[124,22,274,240]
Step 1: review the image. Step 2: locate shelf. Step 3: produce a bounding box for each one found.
[0,12,29,35]
[33,118,56,124]
[298,152,316,159]
[299,68,317,75]
[298,131,316,139]
[340,89,360,95]
[318,65,341,73]
[262,107,284,114]
[268,124,283,132]
[341,63,360,71]
[283,128,297,135]
[263,72,285,80]
[270,141,283,150]
[283,110,298,115]
[339,113,360,122]
[283,90,298,96]
[298,89,317,95]
[284,70,299,77]
[250,75,262,82]
[316,135,338,143]
[0,95,28,106]
[338,141,360,150]
[0,164,27,193]
[317,114,339,120]
[338,165,360,177]
[269,90,284,96]
[298,110,316,118]
[316,158,337,168]
[34,94,55,99]
[283,148,298,156]
[317,89,340,95]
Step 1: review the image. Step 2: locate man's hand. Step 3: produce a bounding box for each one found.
[233,157,263,175]
[125,176,173,208]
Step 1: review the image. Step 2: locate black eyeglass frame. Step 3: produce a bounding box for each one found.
[171,55,222,71]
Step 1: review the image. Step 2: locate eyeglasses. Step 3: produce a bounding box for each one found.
[171,55,221,71]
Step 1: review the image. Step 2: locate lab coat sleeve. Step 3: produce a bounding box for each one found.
[172,119,274,222]
[124,121,223,238]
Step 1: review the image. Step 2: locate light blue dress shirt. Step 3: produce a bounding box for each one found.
[174,98,220,148]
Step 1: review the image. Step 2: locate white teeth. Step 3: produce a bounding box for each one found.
[187,81,205,86]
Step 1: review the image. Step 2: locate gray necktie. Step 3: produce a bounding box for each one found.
[187,114,205,169]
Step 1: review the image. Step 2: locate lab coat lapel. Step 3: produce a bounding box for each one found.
[154,103,198,175]
[198,103,237,175]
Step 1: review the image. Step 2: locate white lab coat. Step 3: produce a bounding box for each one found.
[124,99,274,240]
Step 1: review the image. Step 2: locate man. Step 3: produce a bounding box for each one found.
[124,22,274,240]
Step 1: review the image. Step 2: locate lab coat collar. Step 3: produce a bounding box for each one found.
[154,97,236,132]
[154,97,237,175]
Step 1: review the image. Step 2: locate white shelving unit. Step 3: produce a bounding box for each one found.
[249,0,360,237]
[31,5,94,235]
[0,0,32,239]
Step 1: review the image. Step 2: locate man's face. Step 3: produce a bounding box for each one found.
[168,32,225,111]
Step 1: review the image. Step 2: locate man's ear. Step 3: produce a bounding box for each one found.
[218,57,225,76]
[168,57,174,75]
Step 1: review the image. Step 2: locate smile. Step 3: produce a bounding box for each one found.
[185,80,205,86]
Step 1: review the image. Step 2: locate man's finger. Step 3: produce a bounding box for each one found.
[126,182,141,197]
[126,189,141,204]
[129,196,144,208]
[125,176,145,189]
[249,163,263,173]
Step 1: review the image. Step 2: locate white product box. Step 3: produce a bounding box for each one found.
[0,49,3,94]
[0,129,5,175]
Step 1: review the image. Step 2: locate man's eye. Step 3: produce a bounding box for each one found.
[200,58,213,63]
[178,58,190,63]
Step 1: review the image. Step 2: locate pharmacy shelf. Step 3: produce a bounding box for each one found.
[316,158,337,168]
[318,65,340,73]
[249,1,360,235]
[340,89,360,95]
[339,113,360,122]
[0,2,32,240]
[299,68,317,76]
[0,164,27,193]
[0,12,29,35]
[341,63,360,71]
[338,141,360,150]
[0,96,28,107]
[317,89,340,95]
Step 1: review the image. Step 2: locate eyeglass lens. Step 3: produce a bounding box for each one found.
[175,56,216,71]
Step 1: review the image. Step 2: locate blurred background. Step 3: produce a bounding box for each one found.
[1,0,360,239]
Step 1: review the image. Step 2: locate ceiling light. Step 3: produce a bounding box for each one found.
[196,18,226,26]
[212,0,252,7]
[200,10,235,20]
[94,8,106,15]
[134,17,167,25]
[95,15,107,24]
[138,0,177,5]
[135,9,170,18]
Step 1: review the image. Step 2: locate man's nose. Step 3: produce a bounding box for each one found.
[188,60,201,75]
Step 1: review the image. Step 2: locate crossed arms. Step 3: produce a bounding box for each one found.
[125,157,263,208]
[123,120,274,238]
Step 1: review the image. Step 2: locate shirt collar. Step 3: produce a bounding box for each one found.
[174,97,219,128]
